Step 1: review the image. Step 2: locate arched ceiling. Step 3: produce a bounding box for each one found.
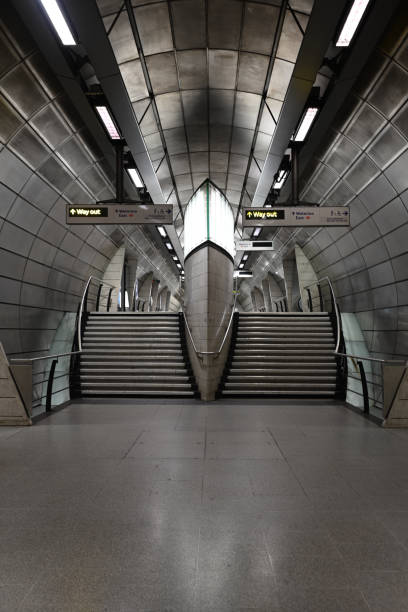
[96,0,314,231]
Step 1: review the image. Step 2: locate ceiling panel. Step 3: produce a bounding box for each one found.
[171,0,206,50]
[95,0,314,231]
[134,4,173,56]
[177,50,207,89]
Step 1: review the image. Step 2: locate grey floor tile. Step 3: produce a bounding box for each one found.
[0,584,33,612]
[276,587,370,611]
[357,570,408,611]
[2,398,408,611]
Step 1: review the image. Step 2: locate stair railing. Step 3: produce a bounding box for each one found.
[181,280,238,360]
[272,296,288,312]
[303,276,347,398]
[77,276,116,352]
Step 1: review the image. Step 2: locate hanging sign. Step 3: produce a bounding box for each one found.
[66,203,173,225]
[243,206,350,227]
[236,240,274,251]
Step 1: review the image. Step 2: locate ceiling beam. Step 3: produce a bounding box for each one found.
[64,0,184,263]
[252,0,350,207]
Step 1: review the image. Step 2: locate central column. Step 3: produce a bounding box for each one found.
[183,181,234,400]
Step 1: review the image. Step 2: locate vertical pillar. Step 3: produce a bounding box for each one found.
[185,244,233,400]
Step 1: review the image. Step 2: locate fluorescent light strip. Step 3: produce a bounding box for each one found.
[95,106,121,140]
[252,227,261,237]
[176,263,182,269]
[336,0,370,47]
[274,169,288,190]
[239,263,244,269]
[172,255,178,261]
[157,226,167,237]
[294,107,319,142]
[165,242,173,250]
[40,0,76,45]
[127,168,143,188]
[242,254,248,261]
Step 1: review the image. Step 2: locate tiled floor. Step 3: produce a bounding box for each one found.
[1,398,408,611]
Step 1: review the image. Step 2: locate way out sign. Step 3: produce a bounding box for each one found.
[66,203,173,225]
[243,206,350,227]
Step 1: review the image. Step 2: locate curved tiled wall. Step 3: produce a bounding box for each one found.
[247,14,408,361]
[0,10,179,360]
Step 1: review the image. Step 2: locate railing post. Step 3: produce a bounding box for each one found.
[46,358,58,413]
[317,283,324,312]
[95,283,103,312]
[107,288,113,312]
[306,287,313,312]
[358,360,369,414]
[284,297,288,312]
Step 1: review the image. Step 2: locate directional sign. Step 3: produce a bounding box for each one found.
[243,206,350,227]
[236,240,274,251]
[234,270,253,278]
[66,203,173,225]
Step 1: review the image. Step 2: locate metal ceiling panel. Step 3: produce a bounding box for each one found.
[241,3,279,54]
[182,90,208,126]
[234,92,261,130]
[107,10,139,64]
[177,50,207,89]
[170,0,206,50]
[155,92,183,129]
[145,52,178,94]
[119,59,148,101]
[208,50,238,89]
[208,0,243,49]
[133,3,173,56]
[237,52,269,94]
[209,89,234,125]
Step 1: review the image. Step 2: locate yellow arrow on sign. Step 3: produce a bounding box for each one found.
[247,211,253,218]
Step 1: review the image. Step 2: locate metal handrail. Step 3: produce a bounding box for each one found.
[77,276,116,351]
[334,352,407,365]
[182,282,238,359]
[304,276,341,352]
[11,351,81,364]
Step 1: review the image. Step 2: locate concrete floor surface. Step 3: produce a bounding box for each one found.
[1,398,408,611]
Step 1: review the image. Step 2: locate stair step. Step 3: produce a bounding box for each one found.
[229,368,336,374]
[81,367,188,374]
[239,311,329,321]
[224,382,335,389]
[81,382,193,390]
[81,375,190,382]
[82,390,194,396]
[82,342,181,349]
[227,375,336,382]
[222,390,334,396]
[235,337,335,344]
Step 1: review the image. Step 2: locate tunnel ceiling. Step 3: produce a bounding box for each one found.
[95,0,315,231]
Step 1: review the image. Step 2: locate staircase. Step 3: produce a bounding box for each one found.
[79,312,197,397]
[219,312,337,397]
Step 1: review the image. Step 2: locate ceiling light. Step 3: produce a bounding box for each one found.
[157,226,167,237]
[336,0,370,47]
[95,105,121,140]
[252,227,262,237]
[242,254,248,261]
[176,263,182,269]
[40,0,76,45]
[127,167,143,189]
[294,107,319,142]
[165,242,173,250]
[239,263,244,269]
[273,168,289,190]
[172,255,178,261]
